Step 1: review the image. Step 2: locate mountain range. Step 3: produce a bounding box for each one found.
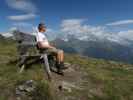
[54,34,133,64]
[1,31,133,64]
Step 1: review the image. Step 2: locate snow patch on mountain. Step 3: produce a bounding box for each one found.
[59,19,133,46]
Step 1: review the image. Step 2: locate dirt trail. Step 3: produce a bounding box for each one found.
[49,64,89,100]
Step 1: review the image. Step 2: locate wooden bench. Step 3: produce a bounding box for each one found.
[13,30,52,80]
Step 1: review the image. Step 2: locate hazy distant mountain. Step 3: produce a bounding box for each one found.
[54,35,133,63]
[0,34,5,40]
[1,30,133,63]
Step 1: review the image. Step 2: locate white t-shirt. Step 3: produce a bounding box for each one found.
[36,31,49,45]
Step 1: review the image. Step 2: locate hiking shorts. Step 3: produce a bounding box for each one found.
[40,48,63,56]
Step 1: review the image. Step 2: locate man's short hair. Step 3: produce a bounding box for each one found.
[38,23,46,30]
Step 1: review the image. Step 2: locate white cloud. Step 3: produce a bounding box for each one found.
[6,0,38,21]
[12,22,34,33]
[106,20,133,26]
[9,27,17,31]
[106,30,133,45]
[61,19,109,41]
[117,30,133,42]
[45,28,58,40]
[61,19,84,27]
[1,32,13,38]
[8,14,37,21]
[59,19,133,45]
[6,0,37,13]
[12,22,33,28]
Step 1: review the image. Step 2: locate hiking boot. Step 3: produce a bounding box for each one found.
[56,62,64,75]
[59,62,68,70]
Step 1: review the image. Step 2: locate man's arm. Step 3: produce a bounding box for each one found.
[37,41,55,49]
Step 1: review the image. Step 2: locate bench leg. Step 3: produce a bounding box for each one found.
[19,64,25,73]
[42,54,52,80]
[18,56,27,74]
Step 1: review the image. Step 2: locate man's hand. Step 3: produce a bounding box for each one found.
[49,45,55,49]
[50,42,56,47]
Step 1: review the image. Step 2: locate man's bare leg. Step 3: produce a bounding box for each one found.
[56,53,63,75]
[57,50,64,64]
[56,50,65,75]
[60,50,64,63]
[57,52,61,63]
[60,50,67,69]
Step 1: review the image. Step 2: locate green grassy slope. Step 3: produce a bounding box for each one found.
[65,54,133,100]
[0,40,133,100]
[0,41,54,100]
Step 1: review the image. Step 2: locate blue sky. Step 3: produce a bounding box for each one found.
[0,0,133,35]
[1,0,133,61]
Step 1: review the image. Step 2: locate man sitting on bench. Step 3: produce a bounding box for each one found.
[36,23,65,74]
